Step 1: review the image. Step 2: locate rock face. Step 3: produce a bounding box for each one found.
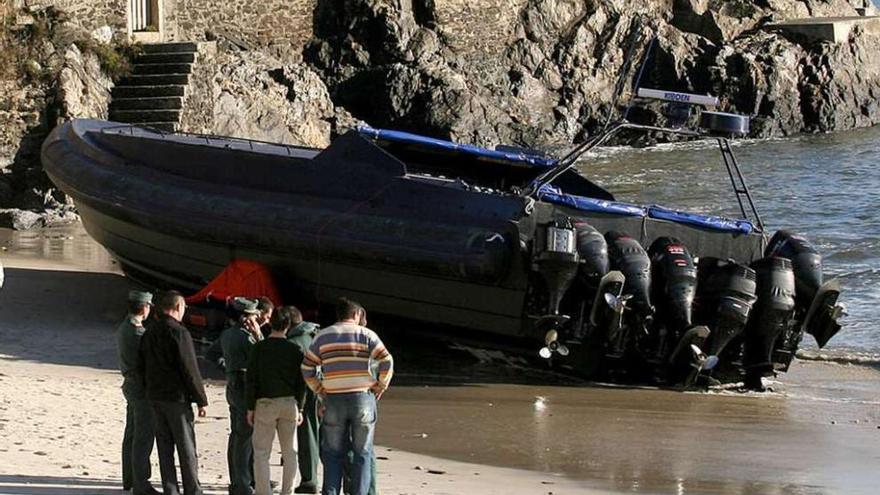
[57,44,114,121]
[0,9,109,229]
[211,48,352,147]
[4,1,880,232]
[304,0,880,145]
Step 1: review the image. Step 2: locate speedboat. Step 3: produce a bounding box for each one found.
[41,88,844,389]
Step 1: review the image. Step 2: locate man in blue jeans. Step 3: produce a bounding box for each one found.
[301,298,393,495]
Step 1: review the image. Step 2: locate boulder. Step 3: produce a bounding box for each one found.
[0,209,42,230]
[211,51,336,148]
[57,44,113,121]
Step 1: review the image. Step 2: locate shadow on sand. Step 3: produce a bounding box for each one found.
[0,268,133,370]
[0,474,227,495]
[0,266,593,388]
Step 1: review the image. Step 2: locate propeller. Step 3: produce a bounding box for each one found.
[604,292,632,313]
[689,344,719,371]
[539,329,570,359]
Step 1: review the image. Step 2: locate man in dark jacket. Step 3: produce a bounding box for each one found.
[118,290,160,495]
[285,308,320,494]
[139,291,209,495]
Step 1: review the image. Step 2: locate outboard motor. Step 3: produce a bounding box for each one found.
[695,258,757,361]
[743,257,796,391]
[605,231,653,317]
[765,230,843,350]
[533,217,580,358]
[604,231,653,358]
[574,222,610,289]
[570,222,610,341]
[648,237,697,364]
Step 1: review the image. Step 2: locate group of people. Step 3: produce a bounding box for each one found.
[117,289,394,495]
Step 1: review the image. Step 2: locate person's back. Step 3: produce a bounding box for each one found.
[247,337,305,406]
[246,307,306,495]
[138,291,207,495]
[141,315,203,403]
[302,322,392,396]
[301,298,392,495]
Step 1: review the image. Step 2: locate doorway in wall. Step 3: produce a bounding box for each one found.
[129,0,162,41]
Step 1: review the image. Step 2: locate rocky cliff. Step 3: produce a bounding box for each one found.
[2,1,880,229]
[304,0,880,146]
[0,7,112,229]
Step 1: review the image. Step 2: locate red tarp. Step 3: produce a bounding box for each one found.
[185,259,282,306]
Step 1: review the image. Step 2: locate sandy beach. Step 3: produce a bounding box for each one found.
[1,227,880,495]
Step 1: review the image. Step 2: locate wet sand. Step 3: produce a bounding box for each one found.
[2,226,880,494]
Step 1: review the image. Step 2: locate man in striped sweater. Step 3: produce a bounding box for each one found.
[301,298,393,495]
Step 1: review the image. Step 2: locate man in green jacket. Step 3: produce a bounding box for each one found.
[219,297,263,495]
[118,290,160,495]
[285,307,320,494]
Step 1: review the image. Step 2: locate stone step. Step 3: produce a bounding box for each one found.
[136,122,178,132]
[140,42,198,54]
[135,52,195,64]
[132,63,193,75]
[111,96,183,111]
[109,109,181,123]
[112,85,187,98]
[117,73,190,86]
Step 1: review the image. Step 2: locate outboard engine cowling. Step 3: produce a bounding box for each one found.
[695,258,757,360]
[605,231,653,317]
[574,222,609,288]
[765,230,822,309]
[649,237,697,332]
[743,257,796,390]
[648,237,708,385]
[765,230,843,348]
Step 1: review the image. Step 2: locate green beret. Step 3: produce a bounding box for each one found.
[232,296,260,315]
[128,290,153,305]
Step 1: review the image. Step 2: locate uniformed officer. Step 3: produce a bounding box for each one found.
[285,307,320,494]
[220,297,263,495]
[118,290,161,495]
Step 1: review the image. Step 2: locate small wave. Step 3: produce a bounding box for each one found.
[796,349,880,366]
[782,392,880,407]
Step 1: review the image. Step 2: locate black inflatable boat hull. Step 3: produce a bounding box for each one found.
[42,120,765,341]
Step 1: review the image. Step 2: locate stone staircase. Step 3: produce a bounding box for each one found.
[109,42,198,132]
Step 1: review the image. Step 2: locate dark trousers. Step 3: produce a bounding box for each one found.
[297,391,320,489]
[151,401,202,495]
[122,395,156,492]
[226,372,254,495]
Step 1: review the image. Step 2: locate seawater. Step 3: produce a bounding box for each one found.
[577,126,880,352]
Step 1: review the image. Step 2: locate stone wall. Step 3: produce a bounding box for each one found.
[22,0,127,37]
[179,41,216,134]
[168,0,315,59]
[432,0,529,56]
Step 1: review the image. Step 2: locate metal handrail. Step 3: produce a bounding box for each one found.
[99,123,316,156]
[522,120,764,232]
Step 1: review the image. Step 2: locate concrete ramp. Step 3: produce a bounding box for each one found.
[767,16,880,43]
